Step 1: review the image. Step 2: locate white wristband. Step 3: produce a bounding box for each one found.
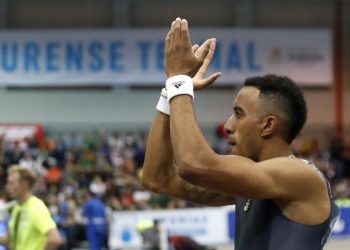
[166,75,194,103]
[156,88,170,115]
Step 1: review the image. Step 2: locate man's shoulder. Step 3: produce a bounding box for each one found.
[26,196,49,212]
[260,156,327,195]
[261,156,320,174]
[27,196,44,205]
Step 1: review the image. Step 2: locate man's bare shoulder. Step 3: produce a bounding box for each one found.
[258,156,328,200]
[260,156,331,225]
[258,156,321,175]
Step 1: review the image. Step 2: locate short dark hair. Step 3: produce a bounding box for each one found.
[244,74,307,143]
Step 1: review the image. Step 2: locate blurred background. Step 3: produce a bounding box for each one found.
[0,0,349,249]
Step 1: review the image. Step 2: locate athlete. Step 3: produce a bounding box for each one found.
[0,166,62,250]
[142,18,339,249]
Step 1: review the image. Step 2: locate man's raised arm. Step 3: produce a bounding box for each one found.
[142,18,233,206]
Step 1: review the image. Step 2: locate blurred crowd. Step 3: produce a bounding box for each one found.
[0,126,348,248]
[0,129,192,248]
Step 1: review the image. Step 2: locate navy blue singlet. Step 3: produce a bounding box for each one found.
[234,160,339,250]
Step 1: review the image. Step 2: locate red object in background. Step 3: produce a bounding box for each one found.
[0,124,45,145]
[216,122,227,138]
[46,166,62,184]
[169,235,204,250]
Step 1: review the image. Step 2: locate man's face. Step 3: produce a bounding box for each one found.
[6,172,25,200]
[224,87,263,160]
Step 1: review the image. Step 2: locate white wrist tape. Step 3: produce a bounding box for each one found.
[156,88,170,115]
[166,75,194,103]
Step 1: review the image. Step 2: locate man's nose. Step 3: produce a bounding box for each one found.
[224,115,235,135]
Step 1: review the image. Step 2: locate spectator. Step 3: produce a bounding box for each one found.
[82,189,108,250]
[89,175,107,198]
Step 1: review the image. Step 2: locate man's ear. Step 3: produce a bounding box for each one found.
[260,116,277,138]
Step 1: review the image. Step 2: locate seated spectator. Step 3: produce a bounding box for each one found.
[89,175,106,198]
[46,162,62,184]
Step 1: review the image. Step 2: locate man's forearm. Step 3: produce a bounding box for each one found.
[170,96,214,170]
[142,111,175,192]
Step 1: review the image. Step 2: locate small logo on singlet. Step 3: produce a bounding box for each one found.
[172,81,185,89]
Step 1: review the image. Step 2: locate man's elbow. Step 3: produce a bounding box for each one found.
[141,176,155,191]
[47,230,63,247]
[141,162,155,190]
[177,158,201,181]
[48,237,63,247]
[56,237,64,246]
[176,153,214,182]
[141,175,163,194]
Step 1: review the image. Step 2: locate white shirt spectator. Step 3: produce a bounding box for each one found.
[89,175,107,197]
